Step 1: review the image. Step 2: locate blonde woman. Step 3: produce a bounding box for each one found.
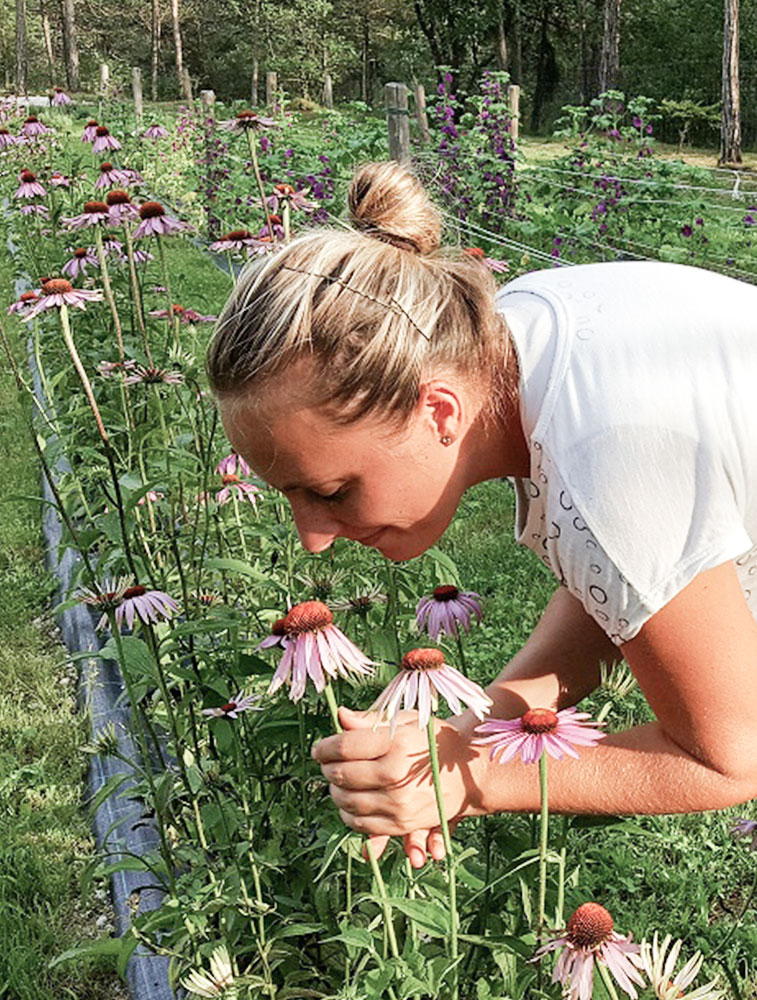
[207,161,757,868]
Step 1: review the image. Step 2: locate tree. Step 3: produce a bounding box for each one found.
[598,0,621,92]
[151,0,160,101]
[15,0,27,93]
[61,0,79,90]
[720,0,742,164]
[171,0,192,101]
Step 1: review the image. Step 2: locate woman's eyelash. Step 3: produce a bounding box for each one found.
[316,487,347,503]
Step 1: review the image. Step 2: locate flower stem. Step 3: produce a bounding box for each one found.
[364,840,400,960]
[94,227,125,359]
[555,814,569,929]
[246,129,275,241]
[537,751,549,942]
[156,235,179,350]
[426,714,458,998]
[123,224,152,363]
[323,681,342,733]
[455,632,468,676]
[598,962,621,1000]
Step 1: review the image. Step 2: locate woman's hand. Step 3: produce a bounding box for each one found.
[312,706,486,867]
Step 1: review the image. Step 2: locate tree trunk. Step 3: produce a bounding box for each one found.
[598,0,621,94]
[361,12,370,104]
[720,0,742,165]
[495,17,507,70]
[40,2,56,87]
[530,5,558,130]
[61,0,79,91]
[171,0,192,102]
[151,0,160,102]
[510,0,522,85]
[15,0,27,94]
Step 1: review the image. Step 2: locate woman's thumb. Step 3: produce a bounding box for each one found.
[338,706,380,730]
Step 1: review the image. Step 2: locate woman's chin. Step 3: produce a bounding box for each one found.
[374,531,438,562]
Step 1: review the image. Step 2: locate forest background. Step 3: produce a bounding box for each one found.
[2,0,756,151]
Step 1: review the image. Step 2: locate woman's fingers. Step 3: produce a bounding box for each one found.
[312,725,393,765]
[363,834,390,861]
[404,829,433,868]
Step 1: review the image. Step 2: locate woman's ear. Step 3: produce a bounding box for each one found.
[417,380,464,445]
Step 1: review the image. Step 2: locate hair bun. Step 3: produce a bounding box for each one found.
[348,161,442,255]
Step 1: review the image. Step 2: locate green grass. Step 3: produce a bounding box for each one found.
[0,236,129,999]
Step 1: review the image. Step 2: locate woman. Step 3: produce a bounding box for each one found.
[207,160,757,870]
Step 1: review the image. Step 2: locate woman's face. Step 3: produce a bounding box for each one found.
[221,381,474,562]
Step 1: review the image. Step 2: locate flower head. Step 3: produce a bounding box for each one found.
[416,585,482,640]
[216,452,251,478]
[464,246,510,273]
[134,201,186,239]
[730,817,757,850]
[50,171,71,187]
[475,706,605,764]
[201,690,262,720]
[62,247,99,279]
[639,933,724,1000]
[15,169,46,199]
[7,290,39,316]
[330,585,388,617]
[95,161,128,189]
[535,902,645,1000]
[19,202,49,217]
[106,188,139,223]
[143,123,169,140]
[52,86,73,106]
[22,115,48,137]
[220,109,277,132]
[267,600,373,702]
[0,128,19,149]
[257,617,288,650]
[371,647,492,734]
[92,125,121,153]
[266,183,315,213]
[209,229,261,254]
[82,119,99,142]
[148,303,216,323]
[123,364,185,386]
[22,278,103,320]
[215,471,262,508]
[180,943,235,998]
[62,200,110,230]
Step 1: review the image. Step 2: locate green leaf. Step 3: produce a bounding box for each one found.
[204,557,288,593]
[48,936,123,968]
[85,772,132,818]
[321,926,376,952]
[117,931,140,978]
[98,635,157,682]
[385,898,450,937]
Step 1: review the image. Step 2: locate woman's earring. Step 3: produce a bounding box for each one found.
[440,435,453,446]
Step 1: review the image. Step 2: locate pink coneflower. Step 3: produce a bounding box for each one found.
[102,237,123,255]
[50,171,71,187]
[257,617,287,650]
[416,585,482,641]
[143,123,169,139]
[7,290,39,316]
[117,583,178,629]
[148,304,217,323]
[106,189,139,223]
[82,119,99,142]
[22,115,48,137]
[639,933,724,1000]
[209,229,260,253]
[464,246,510,273]
[731,817,757,850]
[268,600,374,702]
[120,167,145,187]
[95,161,128,189]
[535,902,645,1000]
[15,169,46,199]
[137,490,164,505]
[97,359,138,377]
[123,364,184,386]
[0,128,18,149]
[215,472,262,508]
[219,109,277,132]
[371,648,492,734]
[62,247,99,279]
[201,690,262,719]
[19,202,49,217]
[134,201,186,239]
[266,183,315,213]
[52,86,73,106]
[22,278,103,320]
[216,452,252,478]
[62,200,110,230]
[474,707,605,764]
[129,248,153,265]
[92,125,121,153]
[254,214,285,241]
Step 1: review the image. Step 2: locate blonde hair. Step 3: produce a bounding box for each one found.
[206,160,511,424]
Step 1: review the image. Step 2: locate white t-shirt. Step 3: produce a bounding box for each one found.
[496,261,757,645]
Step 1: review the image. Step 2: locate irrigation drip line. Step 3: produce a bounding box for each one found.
[517,161,757,197]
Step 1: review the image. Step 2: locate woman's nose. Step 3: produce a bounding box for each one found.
[289,499,341,553]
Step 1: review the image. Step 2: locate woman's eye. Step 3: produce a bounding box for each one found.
[316,487,347,504]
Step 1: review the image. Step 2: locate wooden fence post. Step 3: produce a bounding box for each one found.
[181,66,193,103]
[99,62,109,97]
[385,82,410,163]
[251,59,259,106]
[323,72,333,110]
[266,71,277,107]
[507,84,520,141]
[413,81,431,143]
[132,67,144,125]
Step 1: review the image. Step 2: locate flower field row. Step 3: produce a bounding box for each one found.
[0,86,755,1000]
